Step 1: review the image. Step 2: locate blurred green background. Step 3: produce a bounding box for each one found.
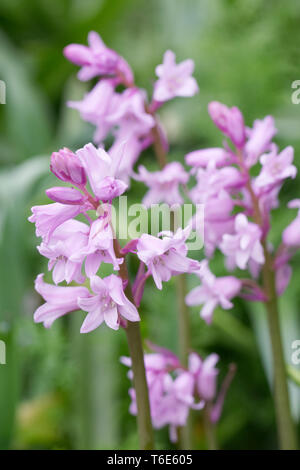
[0,0,300,449]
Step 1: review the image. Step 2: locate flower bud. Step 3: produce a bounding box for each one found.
[46,186,86,205]
[50,147,86,185]
[208,101,246,148]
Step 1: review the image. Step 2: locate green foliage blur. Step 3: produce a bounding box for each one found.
[0,0,300,449]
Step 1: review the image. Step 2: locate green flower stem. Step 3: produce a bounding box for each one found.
[125,322,154,449]
[114,239,155,450]
[237,149,297,450]
[203,403,218,450]
[262,245,297,449]
[176,273,190,368]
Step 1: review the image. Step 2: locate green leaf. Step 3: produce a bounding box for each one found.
[0,31,52,163]
[213,307,257,355]
[69,315,120,449]
[0,155,48,448]
[287,366,300,388]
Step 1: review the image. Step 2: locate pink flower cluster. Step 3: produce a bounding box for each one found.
[30,31,300,442]
[185,101,298,323]
[121,343,235,442]
[29,144,197,332]
[65,32,198,186]
[29,143,139,331]
[29,31,202,336]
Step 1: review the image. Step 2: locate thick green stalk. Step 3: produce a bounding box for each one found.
[115,239,155,450]
[203,404,218,450]
[176,274,190,368]
[125,322,154,449]
[262,246,297,449]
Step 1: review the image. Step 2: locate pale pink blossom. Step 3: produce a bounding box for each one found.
[188,352,219,401]
[34,274,90,328]
[257,185,281,214]
[155,372,202,442]
[208,101,246,148]
[122,348,203,443]
[276,264,292,296]
[121,349,180,379]
[64,31,133,84]
[70,218,123,276]
[191,190,235,257]
[108,135,145,184]
[245,116,277,167]
[50,147,86,186]
[78,274,140,332]
[135,162,189,207]
[106,88,155,139]
[28,202,85,243]
[37,219,89,285]
[136,227,199,289]
[220,214,265,270]
[76,143,127,201]
[185,147,231,168]
[185,260,241,323]
[69,85,154,160]
[282,200,300,247]
[153,50,198,102]
[45,186,86,205]
[256,146,297,188]
[68,79,119,142]
[189,164,245,204]
[204,217,235,258]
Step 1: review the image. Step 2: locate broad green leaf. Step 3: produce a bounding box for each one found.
[69,315,120,449]
[0,155,48,448]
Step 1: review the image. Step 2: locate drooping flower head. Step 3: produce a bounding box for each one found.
[29,202,86,243]
[122,344,234,442]
[34,274,90,328]
[64,31,133,84]
[29,143,128,246]
[208,101,246,149]
[121,345,203,443]
[30,139,137,334]
[244,116,277,167]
